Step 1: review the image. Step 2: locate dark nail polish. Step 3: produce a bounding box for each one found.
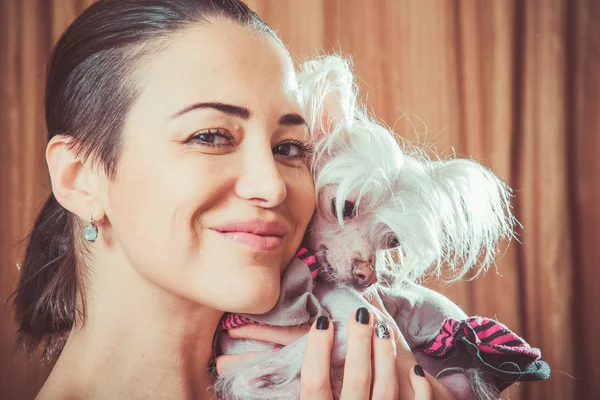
[355,307,370,324]
[375,323,390,339]
[316,315,329,330]
[414,364,425,377]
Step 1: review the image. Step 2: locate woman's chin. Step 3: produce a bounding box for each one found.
[235,286,281,315]
[213,274,282,315]
[238,297,279,315]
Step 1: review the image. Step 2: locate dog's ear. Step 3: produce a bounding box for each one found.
[382,155,515,285]
[426,158,515,280]
[297,55,357,140]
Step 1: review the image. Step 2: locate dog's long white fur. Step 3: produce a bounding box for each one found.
[213,55,513,400]
[300,55,515,285]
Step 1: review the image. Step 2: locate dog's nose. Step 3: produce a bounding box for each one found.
[352,263,377,287]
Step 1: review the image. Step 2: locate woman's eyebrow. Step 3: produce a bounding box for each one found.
[279,113,307,127]
[170,102,306,127]
[170,102,250,120]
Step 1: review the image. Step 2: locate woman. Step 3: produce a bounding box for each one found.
[12,0,454,398]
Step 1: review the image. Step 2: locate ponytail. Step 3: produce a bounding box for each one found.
[11,194,82,358]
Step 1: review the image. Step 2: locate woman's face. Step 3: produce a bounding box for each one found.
[101,21,315,314]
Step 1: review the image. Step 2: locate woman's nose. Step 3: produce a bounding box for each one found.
[234,147,287,207]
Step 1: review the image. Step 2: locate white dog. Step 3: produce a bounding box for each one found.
[214,56,547,400]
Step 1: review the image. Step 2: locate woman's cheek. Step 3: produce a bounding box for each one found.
[283,169,316,257]
[294,170,317,225]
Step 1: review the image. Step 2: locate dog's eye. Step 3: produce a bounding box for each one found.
[386,235,400,249]
[331,198,356,220]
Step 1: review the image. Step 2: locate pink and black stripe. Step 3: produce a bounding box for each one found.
[219,313,264,330]
[421,316,541,360]
[294,247,319,281]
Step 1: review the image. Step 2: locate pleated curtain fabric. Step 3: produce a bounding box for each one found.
[0,1,598,399]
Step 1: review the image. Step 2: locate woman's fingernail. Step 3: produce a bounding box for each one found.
[414,364,425,377]
[375,322,390,339]
[316,315,329,330]
[356,307,370,324]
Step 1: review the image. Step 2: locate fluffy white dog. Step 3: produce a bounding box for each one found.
[213,56,547,400]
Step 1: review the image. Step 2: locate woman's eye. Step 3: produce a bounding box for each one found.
[273,140,313,161]
[274,143,300,157]
[187,129,232,147]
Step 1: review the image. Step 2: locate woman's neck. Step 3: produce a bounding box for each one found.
[37,254,224,400]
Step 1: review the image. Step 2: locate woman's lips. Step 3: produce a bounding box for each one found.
[216,231,284,251]
[210,219,287,252]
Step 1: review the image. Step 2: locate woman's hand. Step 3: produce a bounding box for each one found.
[216,307,456,399]
[215,323,311,374]
[300,310,453,400]
[300,309,399,399]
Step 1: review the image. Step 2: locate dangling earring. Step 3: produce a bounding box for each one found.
[83,214,99,242]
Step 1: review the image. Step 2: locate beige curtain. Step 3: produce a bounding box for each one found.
[1,1,598,399]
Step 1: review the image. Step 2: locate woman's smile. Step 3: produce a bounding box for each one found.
[209,218,288,252]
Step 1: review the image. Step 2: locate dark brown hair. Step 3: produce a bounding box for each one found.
[10,0,277,359]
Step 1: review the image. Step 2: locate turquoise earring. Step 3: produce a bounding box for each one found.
[83,215,99,242]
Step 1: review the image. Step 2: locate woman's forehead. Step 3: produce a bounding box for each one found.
[134,21,300,119]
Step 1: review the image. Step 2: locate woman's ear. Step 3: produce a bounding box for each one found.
[46,135,106,223]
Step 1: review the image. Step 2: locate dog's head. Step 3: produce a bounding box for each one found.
[298,56,516,292]
[305,119,407,291]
